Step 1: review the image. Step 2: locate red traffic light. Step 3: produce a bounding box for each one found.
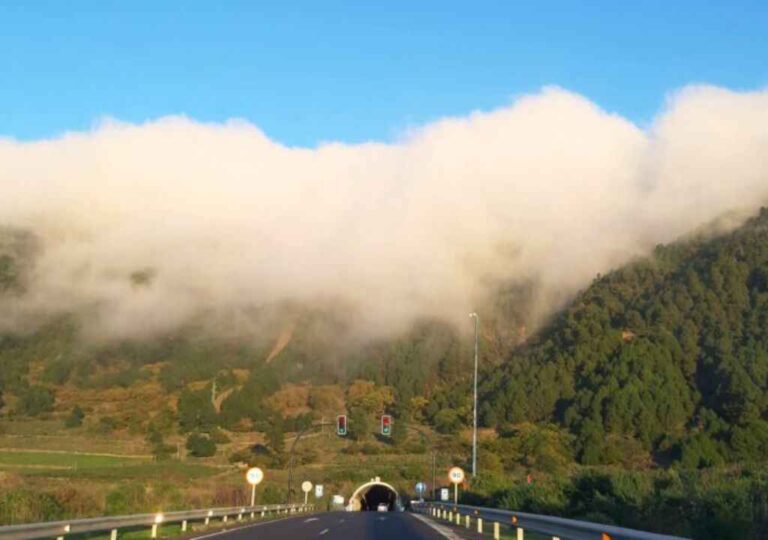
[381,414,392,436]
[336,415,347,436]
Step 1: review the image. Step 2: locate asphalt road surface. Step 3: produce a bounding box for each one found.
[191,511,472,540]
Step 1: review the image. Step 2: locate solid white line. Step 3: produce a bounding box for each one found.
[410,513,463,540]
[189,514,310,539]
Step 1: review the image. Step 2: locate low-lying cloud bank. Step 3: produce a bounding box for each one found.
[1,85,767,341]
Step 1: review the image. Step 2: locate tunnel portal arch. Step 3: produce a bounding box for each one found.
[348,477,399,511]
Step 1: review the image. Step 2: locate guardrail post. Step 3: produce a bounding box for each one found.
[493,521,500,540]
[455,512,460,525]
[223,515,228,523]
[251,511,255,519]
[56,524,70,540]
[553,537,560,540]
[261,510,265,518]
[150,524,158,539]
[181,520,187,532]
[110,529,117,540]
[465,515,470,528]
[517,527,524,539]
[238,511,243,521]
[477,518,483,533]
[448,511,453,522]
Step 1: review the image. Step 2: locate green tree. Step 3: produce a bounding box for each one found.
[349,408,371,440]
[16,386,55,416]
[390,415,408,446]
[64,405,84,428]
[177,387,217,432]
[185,433,216,457]
[433,408,462,434]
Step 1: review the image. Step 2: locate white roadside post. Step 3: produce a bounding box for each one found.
[448,466,465,505]
[493,521,501,540]
[151,513,163,539]
[246,467,265,508]
[302,481,313,506]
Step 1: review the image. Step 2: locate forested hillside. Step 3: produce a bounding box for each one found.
[3,209,768,470]
[482,207,768,468]
[3,209,768,537]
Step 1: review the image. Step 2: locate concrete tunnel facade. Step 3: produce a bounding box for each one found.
[348,477,399,511]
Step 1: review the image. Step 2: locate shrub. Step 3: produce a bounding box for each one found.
[186,433,216,457]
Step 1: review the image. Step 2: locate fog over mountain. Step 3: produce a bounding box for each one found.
[1,85,767,340]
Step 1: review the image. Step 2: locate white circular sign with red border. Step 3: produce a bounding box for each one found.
[246,467,264,486]
[448,466,465,485]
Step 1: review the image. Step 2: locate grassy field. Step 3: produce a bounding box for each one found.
[0,446,222,484]
[0,450,146,469]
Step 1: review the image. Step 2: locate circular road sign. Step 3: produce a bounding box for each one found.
[415,482,427,494]
[302,481,313,493]
[448,466,465,485]
[246,467,264,486]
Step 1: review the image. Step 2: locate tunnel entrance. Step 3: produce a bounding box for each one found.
[360,484,396,511]
[348,478,399,511]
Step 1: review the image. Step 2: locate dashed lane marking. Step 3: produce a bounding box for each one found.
[319,528,330,535]
[305,517,320,522]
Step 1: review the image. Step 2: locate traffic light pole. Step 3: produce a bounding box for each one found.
[286,421,334,504]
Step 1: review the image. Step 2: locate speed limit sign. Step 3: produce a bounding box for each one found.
[448,466,465,484]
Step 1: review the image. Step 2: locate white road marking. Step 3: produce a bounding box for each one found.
[319,528,330,535]
[338,519,345,523]
[305,517,320,522]
[410,513,463,540]
[190,514,312,539]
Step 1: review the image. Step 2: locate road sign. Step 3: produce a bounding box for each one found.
[448,466,465,484]
[448,466,465,505]
[301,481,313,493]
[440,488,450,501]
[415,482,427,496]
[315,484,324,498]
[381,414,392,436]
[246,467,264,486]
[336,415,347,436]
[246,467,264,507]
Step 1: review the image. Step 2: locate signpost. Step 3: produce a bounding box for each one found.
[246,467,264,507]
[448,466,465,505]
[301,481,313,505]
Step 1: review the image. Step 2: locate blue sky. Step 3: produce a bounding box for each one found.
[1,1,766,146]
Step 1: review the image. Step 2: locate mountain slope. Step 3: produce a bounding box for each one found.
[482,207,768,467]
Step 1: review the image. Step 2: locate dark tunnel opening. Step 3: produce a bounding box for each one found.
[360,484,397,511]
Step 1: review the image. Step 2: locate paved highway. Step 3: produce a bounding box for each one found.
[190,511,472,540]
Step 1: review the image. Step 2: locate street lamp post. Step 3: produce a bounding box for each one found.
[469,312,479,477]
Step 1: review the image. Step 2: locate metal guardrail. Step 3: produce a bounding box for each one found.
[0,503,313,540]
[415,502,690,540]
